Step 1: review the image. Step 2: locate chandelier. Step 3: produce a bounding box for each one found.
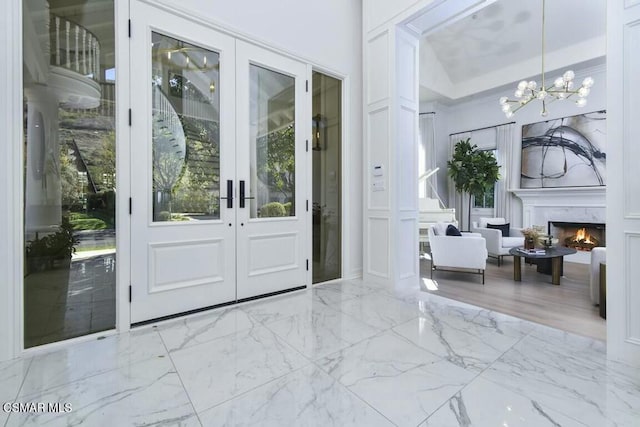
[499,0,594,118]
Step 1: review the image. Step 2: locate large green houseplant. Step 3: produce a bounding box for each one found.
[447,138,500,230]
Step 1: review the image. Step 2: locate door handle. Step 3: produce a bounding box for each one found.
[239,180,255,208]
[220,180,233,208]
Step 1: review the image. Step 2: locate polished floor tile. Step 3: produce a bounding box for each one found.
[421,377,587,426]
[20,328,167,396]
[331,292,421,330]
[240,291,324,324]
[0,358,32,426]
[6,356,199,427]
[317,330,475,426]
[170,325,308,412]
[265,304,380,359]
[480,333,616,426]
[3,278,637,426]
[393,302,534,372]
[157,306,257,353]
[199,365,393,427]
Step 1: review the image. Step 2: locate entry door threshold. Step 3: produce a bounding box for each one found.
[131,285,306,328]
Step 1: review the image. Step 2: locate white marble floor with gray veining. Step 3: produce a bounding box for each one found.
[2,278,638,426]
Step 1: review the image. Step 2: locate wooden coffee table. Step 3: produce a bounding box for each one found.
[509,247,577,285]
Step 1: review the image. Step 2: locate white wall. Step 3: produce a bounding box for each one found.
[432,63,606,226]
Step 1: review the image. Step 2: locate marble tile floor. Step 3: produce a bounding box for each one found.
[2,278,638,426]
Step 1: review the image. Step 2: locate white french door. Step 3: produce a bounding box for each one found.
[130,2,308,323]
[235,41,308,299]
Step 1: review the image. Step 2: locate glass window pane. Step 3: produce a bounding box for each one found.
[249,64,295,218]
[311,72,342,283]
[151,33,221,222]
[23,0,116,348]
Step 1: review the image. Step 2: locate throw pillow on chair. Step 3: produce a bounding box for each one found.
[446,224,462,236]
[487,223,510,237]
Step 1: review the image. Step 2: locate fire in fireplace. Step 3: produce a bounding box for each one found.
[548,221,606,252]
[565,228,599,251]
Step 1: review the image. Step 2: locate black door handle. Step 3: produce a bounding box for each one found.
[220,180,233,208]
[239,180,255,208]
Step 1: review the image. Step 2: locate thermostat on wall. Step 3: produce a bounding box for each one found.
[372,164,384,176]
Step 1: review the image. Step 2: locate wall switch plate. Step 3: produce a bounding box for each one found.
[372,179,385,191]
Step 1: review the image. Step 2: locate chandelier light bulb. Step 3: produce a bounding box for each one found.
[502,104,511,113]
[583,77,594,88]
[563,70,575,82]
[576,98,587,107]
[506,111,514,118]
[541,109,548,117]
[554,77,564,88]
[515,89,524,98]
[578,87,590,97]
[567,81,574,90]
[499,96,508,105]
[527,81,537,90]
[517,80,528,91]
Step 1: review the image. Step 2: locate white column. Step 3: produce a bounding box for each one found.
[96,44,100,79]
[75,24,79,72]
[55,17,60,66]
[363,25,419,289]
[65,20,70,68]
[82,28,87,74]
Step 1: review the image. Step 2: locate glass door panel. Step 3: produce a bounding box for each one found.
[151,32,221,222]
[311,71,342,283]
[249,64,296,218]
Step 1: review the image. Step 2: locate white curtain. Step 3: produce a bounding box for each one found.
[418,114,436,198]
[495,123,515,221]
[449,132,471,230]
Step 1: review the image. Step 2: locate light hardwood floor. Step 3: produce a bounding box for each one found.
[420,254,606,341]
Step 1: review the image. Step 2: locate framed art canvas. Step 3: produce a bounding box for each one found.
[520,110,606,188]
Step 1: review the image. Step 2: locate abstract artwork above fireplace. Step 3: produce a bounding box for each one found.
[521,110,606,188]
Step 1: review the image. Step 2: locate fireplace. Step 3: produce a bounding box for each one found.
[548,221,606,252]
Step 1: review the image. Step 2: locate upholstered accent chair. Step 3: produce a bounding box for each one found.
[428,224,487,284]
[471,217,524,266]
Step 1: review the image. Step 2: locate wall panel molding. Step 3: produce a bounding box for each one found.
[625,232,640,342]
[623,20,640,217]
[366,30,390,105]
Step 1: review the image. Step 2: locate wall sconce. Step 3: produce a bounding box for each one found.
[312,114,326,151]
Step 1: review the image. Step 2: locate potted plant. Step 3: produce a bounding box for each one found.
[522,226,545,249]
[447,138,500,230]
[26,216,78,273]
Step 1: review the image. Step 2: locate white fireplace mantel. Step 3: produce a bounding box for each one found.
[510,187,606,264]
[510,187,606,228]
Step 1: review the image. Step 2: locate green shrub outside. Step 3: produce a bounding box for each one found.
[283,202,292,216]
[259,202,286,217]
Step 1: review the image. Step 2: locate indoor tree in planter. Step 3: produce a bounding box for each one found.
[447,138,500,230]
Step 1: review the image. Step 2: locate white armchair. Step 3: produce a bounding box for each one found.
[428,224,488,284]
[471,217,524,266]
